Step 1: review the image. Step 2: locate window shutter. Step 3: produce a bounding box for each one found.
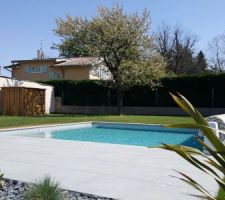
[41,65,48,73]
[24,66,30,73]
[49,72,54,79]
[49,72,60,80]
[54,72,57,79]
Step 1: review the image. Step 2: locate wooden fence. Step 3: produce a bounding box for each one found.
[2,87,45,116]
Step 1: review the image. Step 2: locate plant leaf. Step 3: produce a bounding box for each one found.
[174,170,216,200]
[165,123,225,158]
[160,144,212,175]
[190,155,220,178]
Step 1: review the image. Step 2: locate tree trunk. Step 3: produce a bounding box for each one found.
[116,88,123,115]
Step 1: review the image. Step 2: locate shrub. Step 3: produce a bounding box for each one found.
[39,73,225,107]
[24,176,64,200]
[0,170,4,188]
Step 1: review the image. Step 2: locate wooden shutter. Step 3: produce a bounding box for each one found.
[49,72,54,79]
[41,65,48,73]
[24,66,30,73]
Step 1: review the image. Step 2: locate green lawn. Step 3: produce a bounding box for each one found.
[217,187,225,200]
[217,178,225,200]
[0,114,193,129]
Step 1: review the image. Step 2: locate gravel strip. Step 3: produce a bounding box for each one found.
[0,179,115,200]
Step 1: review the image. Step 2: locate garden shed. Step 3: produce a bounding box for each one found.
[2,87,45,116]
[0,76,55,114]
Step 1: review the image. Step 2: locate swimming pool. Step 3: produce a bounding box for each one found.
[3,122,201,149]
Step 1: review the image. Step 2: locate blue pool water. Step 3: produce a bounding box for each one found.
[52,127,200,148]
[9,123,202,149]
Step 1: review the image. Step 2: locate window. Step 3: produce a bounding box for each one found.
[24,65,48,73]
[31,66,41,73]
[49,72,61,80]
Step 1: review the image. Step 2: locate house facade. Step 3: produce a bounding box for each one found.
[4,56,105,81]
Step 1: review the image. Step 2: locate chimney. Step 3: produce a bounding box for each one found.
[40,50,45,59]
[37,50,41,59]
[37,49,45,60]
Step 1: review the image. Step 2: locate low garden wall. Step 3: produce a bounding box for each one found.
[58,105,225,116]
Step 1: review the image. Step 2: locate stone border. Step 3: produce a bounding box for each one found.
[0,178,116,200]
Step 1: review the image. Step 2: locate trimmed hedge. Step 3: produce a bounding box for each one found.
[40,73,225,108]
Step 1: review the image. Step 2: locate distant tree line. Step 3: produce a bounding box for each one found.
[208,33,225,72]
[155,24,207,75]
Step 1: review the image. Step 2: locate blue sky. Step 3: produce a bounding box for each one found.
[1,0,225,76]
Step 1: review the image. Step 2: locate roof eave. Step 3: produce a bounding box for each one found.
[53,64,92,67]
[11,58,57,63]
[4,64,20,69]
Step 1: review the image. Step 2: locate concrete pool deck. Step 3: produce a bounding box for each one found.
[0,128,219,200]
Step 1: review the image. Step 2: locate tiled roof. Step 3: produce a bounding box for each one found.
[3,57,103,69]
[54,57,102,67]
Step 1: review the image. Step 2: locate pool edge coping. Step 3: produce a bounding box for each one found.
[0,121,162,132]
[0,121,93,132]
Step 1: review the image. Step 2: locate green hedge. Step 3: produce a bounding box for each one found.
[40,73,225,107]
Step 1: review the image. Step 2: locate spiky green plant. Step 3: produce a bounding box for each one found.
[24,176,64,200]
[159,93,225,200]
[0,170,4,188]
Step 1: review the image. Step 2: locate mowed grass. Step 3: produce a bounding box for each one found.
[0,114,193,129]
[217,187,225,200]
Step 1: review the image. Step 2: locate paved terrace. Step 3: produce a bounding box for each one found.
[0,130,218,200]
